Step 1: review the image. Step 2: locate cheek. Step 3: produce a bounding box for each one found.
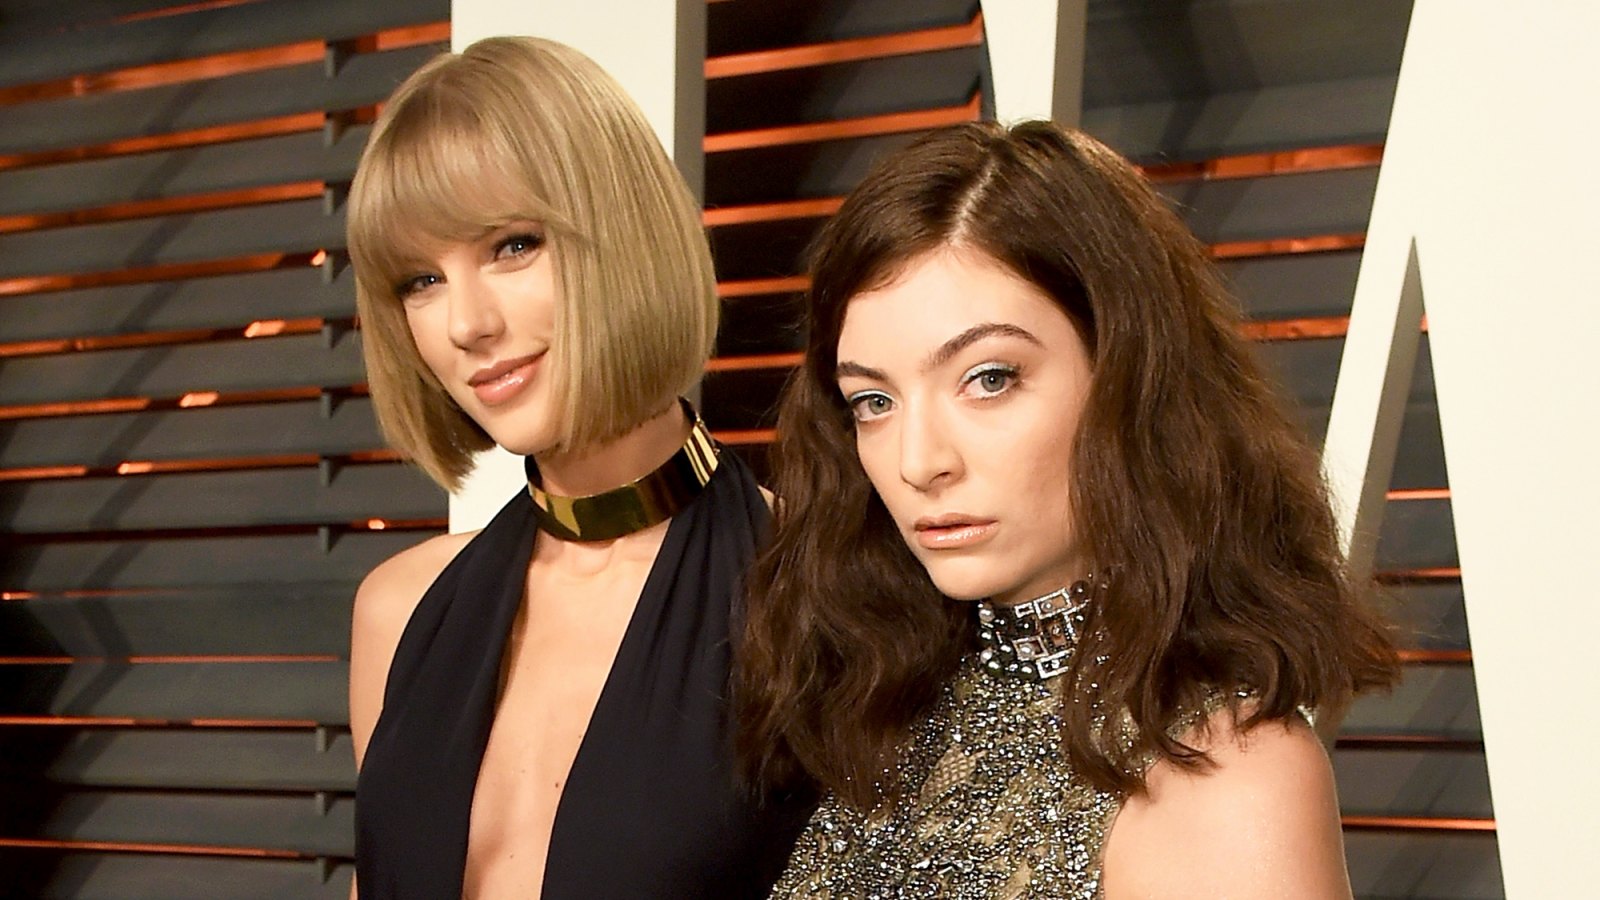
[1010,412,1080,517]
[404,310,452,379]
[853,432,904,511]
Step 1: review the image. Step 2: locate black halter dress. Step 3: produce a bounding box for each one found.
[354,451,812,898]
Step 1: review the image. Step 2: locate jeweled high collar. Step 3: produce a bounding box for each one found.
[976,575,1097,681]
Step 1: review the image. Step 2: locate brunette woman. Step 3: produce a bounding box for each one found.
[345,36,809,900]
[738,121,1398,898]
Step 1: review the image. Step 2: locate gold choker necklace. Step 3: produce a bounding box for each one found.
[524,401,719,542]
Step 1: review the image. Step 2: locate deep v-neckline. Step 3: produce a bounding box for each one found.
[506,508,693,895]
[354,452,815,900]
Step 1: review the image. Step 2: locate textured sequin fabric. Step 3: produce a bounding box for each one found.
[769,655,1120,900]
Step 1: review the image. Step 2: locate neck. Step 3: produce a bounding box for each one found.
[989,554,1091,608]
[532,402,689,498]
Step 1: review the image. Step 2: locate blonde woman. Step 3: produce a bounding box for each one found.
[345,37,810,899]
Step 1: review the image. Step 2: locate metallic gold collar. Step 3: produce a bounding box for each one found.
[523,400,719,542]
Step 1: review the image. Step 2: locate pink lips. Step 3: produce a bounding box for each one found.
[468,353,543,406]
[913,514,997,550]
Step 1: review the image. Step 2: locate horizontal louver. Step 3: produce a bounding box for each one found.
[1,1,450,895]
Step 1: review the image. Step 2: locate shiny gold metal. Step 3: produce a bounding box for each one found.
[526,401,720,542]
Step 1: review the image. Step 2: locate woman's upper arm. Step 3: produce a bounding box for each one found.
[348,533,470,769]
[1102,714,1352,900]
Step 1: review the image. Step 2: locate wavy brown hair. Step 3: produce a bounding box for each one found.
[734,121,1399,808]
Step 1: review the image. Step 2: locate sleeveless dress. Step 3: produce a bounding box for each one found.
[769,656,1120,900]
[355,452,813,899]
[770,656,1251,899]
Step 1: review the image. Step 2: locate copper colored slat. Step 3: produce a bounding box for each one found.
[706,12,984,79]
[705,91,982,153]
[0,384,364,423]
[0,181,325,235]
[1141,144,1384,184]
[354,21,451,53]
[354,517,446,531]
[0,397,155,419]
[0,715,318,728]
[1210,233,1367,260]
[0,111,329,173]
[188,717,327,728]
[713,429,777,446]
[0,654,340,665]
[0,449,401,483]
[1397,648,1473,665]
[112,0,265,25]
[1376,567,1462,585]
[0,316,332,360]
[5,516,446,545]
[0,41,325,105]
[1335,734,1486,752]
[0,22,448,106]
[1388,487,1451,501]
[1239,316,1350,341]
[0,251,317,298]
[1240,312,1427,341]
[0,465,91,481]
[706,352,802,373]
[703,197,843,227]
[0,838,304,860]
[718,276,810,299]
[1341,815,1496,833]
[1,588,182,601]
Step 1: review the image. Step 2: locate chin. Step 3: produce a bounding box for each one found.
[469,406,562,458]
[920,558,1012,603]
[490,426,547,452]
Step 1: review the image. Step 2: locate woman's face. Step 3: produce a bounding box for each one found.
[397,220,560,456]
[834,246,1094,606]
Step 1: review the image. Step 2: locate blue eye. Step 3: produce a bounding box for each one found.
[961,363,1018,397]
[495,232,545,259]
[846,390,894,422]
[395,273,441,300]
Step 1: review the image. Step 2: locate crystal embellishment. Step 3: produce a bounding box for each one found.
[975,576,1095,681]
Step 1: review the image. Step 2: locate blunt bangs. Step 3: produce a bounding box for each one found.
[348,70,570,303]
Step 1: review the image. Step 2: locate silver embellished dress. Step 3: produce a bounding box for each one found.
[768,655,1120,900]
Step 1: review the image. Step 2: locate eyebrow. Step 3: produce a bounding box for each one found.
[835,322,1044,382]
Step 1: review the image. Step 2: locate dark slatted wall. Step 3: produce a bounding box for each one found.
[704,1,1502,897]
[0,1,449,896]
[2,1,1503,898]
[703,0,990,471]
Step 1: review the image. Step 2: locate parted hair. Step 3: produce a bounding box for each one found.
[734,121,1398,808]
[347,36,717,490]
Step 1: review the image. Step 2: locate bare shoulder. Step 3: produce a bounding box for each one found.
[354,530,474,620]
[758,484,776,510]
[1102,708,1352,900]
[348,530,478,766]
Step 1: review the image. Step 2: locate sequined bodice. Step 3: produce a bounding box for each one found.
[768,656,1120,900]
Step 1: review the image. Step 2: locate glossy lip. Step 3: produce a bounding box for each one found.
[912,513,998,550]
[467,352,543,407]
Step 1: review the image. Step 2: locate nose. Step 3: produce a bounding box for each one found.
[897,400,962,492]
[446,273,505,351]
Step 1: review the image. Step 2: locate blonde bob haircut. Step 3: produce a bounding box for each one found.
[347,36,718,490]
